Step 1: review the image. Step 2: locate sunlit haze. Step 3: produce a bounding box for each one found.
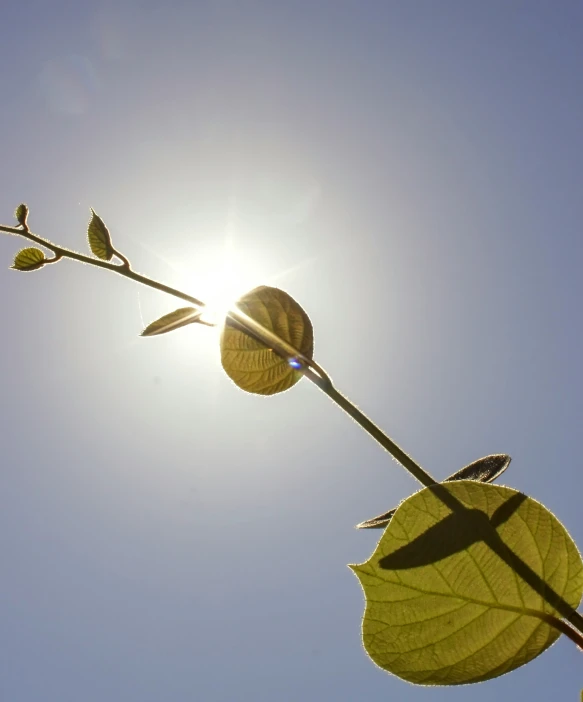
[1,2,582,702]
[177,240,268,326]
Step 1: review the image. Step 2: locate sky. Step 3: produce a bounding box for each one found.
[1,1,582,700]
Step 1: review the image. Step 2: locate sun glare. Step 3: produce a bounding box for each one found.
[177,243,265,328]
[170,229,317,340]
[196,267,253,326]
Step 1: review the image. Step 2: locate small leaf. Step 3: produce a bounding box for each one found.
[356,454,511,529]
[351,481,583,685]
[11,247,46,271]
[87,208,114,261]
[220,286,314,395]
[141,307,203,336]
[14,203,29,227]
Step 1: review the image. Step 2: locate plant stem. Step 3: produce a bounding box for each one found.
[3,219,583,649]
[2,221,435,485]
[1,224,206,307]
[323,384,436,487]
[538,612,583,650]
[224,305,434,482]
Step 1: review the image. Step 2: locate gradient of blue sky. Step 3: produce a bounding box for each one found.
[1,1,582,700]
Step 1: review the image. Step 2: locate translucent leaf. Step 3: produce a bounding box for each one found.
[14,203,29,226]
[220,286,314,395]
[357,454,511,529]
[141,307,203,336]
[11,247,46,271]
[351,481,583,685]
[87,208,114,261]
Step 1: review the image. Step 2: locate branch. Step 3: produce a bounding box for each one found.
[2,216,583,655]
[1,219,437,486]
[1,222,205,307]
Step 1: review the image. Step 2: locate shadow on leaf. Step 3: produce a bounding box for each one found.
[379,491,526,569]
[357,453,511,530]
[378,484,583,629]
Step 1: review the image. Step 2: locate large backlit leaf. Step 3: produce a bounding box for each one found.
[11,247,46,271]
[357,454,511,529]
[87,208,114,261]
[220,286,314,395]
[141,307,203,336]
[351,481,583,685]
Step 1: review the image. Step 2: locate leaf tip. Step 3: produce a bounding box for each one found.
[141,307,203,337]
[347,563,364,577]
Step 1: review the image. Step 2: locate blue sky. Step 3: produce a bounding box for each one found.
[1,1,582,700]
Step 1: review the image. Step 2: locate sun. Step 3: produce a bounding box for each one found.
[176,241,265,328]
[195,264,255,326]
[170,227,317,337]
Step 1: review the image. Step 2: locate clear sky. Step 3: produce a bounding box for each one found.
[1,1,582,700]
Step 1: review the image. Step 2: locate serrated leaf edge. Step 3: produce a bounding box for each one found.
[11,247,46,271]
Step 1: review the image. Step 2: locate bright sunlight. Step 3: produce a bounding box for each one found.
[177,239,267,327]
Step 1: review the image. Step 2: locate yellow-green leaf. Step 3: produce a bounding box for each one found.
[11,247,46,271]
[87,208,114,261]
[220,286,314,395]
[14,203,29,226]
[141,307,203,336]
[351,481,583,685]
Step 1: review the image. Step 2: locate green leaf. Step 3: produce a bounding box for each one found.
[141,307,203,336]
[356,454,511,529]
[11,247,46,271]
[14,203,29,227]
[220,285,314,395]
[87,208,114,261]
[350,481,583,685]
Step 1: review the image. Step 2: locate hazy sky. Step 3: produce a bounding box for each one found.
[1,1,582,700]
